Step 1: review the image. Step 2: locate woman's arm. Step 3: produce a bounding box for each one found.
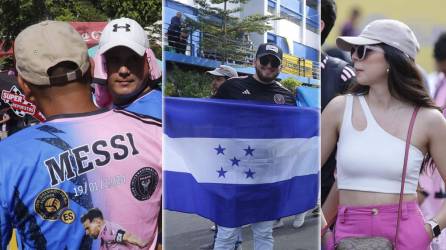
[321,95,345,167]
[320,95,345,239]
[322,181,339,227]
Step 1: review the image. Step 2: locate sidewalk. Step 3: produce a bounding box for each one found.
[164,210,319,250]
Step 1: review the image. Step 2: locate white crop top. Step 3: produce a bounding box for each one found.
[336,95,424,194]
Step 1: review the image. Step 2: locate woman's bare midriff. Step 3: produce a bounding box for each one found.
[339,189,418,206]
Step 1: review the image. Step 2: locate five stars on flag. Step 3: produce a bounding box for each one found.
[215,144,256,179]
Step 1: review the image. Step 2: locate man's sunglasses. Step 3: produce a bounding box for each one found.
[259,55,281,68]
[350,45,384,61]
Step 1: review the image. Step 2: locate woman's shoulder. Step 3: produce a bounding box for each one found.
[325,94,352,113]
[418,107,446,132]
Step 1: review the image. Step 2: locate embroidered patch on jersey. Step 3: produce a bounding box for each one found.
[273,94,285,104]
[60,208,76,224]
[34,188,69,220]
[130,167,158,201]
[1,86,36,117]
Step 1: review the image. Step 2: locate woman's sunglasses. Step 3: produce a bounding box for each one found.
[259,55,281,68]
[350,45,384,61]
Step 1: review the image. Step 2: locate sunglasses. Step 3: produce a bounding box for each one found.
[259,55,281,68]
[350,45,384,61]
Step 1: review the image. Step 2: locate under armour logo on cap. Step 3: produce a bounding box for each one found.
[98,17,148,56]
[112,23,131,32]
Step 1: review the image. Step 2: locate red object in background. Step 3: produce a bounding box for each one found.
[69,21,107,48]
[0,41,13,57]
[0,21,107,57]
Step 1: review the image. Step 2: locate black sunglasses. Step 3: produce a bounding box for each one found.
[259,55,281,68]
[350,45,384,61]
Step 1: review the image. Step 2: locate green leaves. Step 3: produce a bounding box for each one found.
[165,65,213,97]
[192,0,280,63]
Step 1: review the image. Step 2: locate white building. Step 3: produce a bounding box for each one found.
[169,0,319,62]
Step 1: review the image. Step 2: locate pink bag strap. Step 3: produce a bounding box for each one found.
[394,106,420,249]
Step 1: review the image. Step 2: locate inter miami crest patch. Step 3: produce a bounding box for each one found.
[273,94,285,104]
[130,167,158,201]
[35,188,69,220]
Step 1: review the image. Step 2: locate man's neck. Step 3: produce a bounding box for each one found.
[37,84,99,118]
[114,85,152,108]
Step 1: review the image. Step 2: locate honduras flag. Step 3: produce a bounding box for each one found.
[164,97,319,228]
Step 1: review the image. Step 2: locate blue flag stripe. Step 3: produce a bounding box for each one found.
[164,170,318,227]
[165,97,319,139]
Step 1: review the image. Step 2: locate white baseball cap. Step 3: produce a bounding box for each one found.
[337,19,420,59]
[98,17,149,56]
[206,65,238,78]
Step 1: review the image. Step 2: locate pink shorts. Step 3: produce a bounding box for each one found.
[325,201,431,250]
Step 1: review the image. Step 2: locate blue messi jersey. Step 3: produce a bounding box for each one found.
[123,90,162,120]
[0,109,162,249]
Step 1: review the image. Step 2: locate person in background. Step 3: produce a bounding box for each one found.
[320,0,355,215]
[207,65,239,96]
[340,7,361,36]
[418,32,446,250]
[167,12,183,51]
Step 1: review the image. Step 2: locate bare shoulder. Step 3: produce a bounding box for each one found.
[322,95,349,129]
[418,107,446,136]
[323,95,347,115]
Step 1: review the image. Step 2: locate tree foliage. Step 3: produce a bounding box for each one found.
[280,77,302,97]
[188,0,280,63]
[0,0,161,51]
[165,65,213,97]
[99,0,161,28]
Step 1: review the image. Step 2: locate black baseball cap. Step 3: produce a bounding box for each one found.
[255,43,283,62]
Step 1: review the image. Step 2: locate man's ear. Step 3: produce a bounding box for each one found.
[16,75,35,102]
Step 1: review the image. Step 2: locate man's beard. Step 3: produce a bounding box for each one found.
[255,66,279,83]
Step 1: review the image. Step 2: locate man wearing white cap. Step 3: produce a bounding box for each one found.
[206,65,239,95]
[96,17,162,120]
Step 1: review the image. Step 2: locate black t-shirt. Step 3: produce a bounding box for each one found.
[213,75,296,106]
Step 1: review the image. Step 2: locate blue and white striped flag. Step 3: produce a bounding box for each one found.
[164,97,319,227]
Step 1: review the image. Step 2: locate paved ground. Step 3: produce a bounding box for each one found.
[164,210,319,250]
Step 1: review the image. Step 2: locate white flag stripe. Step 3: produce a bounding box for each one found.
[164,136,319,184]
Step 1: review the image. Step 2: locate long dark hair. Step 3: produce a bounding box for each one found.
[348,43,440,111]
[347,43,440,172]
